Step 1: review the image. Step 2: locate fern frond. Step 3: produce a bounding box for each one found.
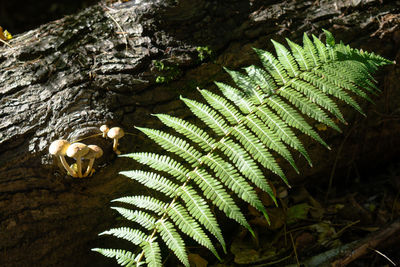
[231,124,286,181]
[300,71,364,115]
[286,38,311,71]
[312,34,330,63]
[244,65,277,95]
[314,64,373,103]
[200,89,242,124]
[97,30,393,266]
[290,79,345,122]
[215,82,255,114]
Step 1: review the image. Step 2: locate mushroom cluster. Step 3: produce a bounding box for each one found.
[49,125,124,178]
[49,140,103,178]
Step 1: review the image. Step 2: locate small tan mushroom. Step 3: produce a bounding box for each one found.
[49,139,77,177]
[83,145,103,177]
[66,143,89,178]
[100,125,109,138]
[107,127,125,154]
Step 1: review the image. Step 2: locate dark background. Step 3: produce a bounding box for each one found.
[0,0,99,34]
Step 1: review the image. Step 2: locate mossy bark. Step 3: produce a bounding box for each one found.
[0,0,399,266]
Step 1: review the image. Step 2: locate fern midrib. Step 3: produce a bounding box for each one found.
[136,51,351,265]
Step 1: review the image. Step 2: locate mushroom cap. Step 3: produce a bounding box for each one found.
[100,125,109,133]
[107,127,125,139]
[66,143,89,158]
[49,139,70,156]
[84,145,103,159]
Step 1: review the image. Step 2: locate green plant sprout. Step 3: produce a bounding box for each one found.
[153,60,182,84]
[196,46,213,62]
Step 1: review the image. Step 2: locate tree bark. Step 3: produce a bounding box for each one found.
[0,0,399,266]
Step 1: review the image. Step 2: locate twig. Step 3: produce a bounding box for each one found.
[290,232,300,267]
[254,254,292,266]
[332,220,360,239]
[369,248,396,266]
[294,219,400,266]
[0,38,13,48]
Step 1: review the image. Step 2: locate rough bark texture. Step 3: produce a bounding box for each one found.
[0,0,399,266]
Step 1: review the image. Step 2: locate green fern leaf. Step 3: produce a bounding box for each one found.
[244,65,277,95]
[266,95,329,156]
[312,34,330,63]
[142,239,162,267]
[123,153,189,182]
[217,138,276,203]
[155,114,215,151]
[244,113,298,174]
[91,248,136,267]
[188,168,251,232]
[100,228,148,246]
[272,39,299,77]
[112,208,156,230]
[290,79,345,123]
[231,124,286,181]
[254,47,290,85]
[136,127,202,165]
[113,196,167,215]
[277,87,341,132]
[215,82,255,114]
[177,185,226,251]
[181,96,229,136]
[302,33,320,67]
[203,154,269,219]
[120,170,178,197]
[286,38,311,71]
[167,202,220,260]
[300,71,364,116]
[200,89,242,124]
[156,220,189,267]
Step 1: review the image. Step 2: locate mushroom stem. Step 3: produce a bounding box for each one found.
[83,158,95,177]
[76,157,83,178]
[113,138,121,154]
[59,156,78,177]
